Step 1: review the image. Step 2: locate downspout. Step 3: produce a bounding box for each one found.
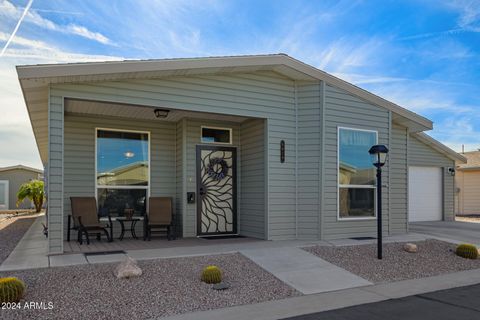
[294,82,298,239]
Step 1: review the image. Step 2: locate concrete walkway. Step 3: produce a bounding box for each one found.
[410,221,480,246]
[241,247,371,294]
[0,214,49,271]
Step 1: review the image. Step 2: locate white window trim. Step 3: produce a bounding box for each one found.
[95,128,151,215]
[337,126,378,221]
[200,126,232,145]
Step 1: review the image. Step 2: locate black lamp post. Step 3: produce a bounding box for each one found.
[368,145,389,259]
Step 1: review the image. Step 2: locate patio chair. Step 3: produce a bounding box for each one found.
[144,197,173,241]
[69,197,113,244]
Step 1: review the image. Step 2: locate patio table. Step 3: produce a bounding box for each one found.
[116,217,142,240]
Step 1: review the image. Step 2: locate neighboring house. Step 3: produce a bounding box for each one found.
[0,165,43,210]
[17,54,466,254]
[456,151,480,215]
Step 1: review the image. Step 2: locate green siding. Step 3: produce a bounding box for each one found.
[48,93,64,254]
[175,119,185,237]
[390,124,408,234]
[322,84,390,240]
[240,119,266,239]
[408,135,455,221]
[297,81,322,239]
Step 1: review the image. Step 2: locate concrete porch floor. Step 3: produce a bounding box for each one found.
[64,234,261,254]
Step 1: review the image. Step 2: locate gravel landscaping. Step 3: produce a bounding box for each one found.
[0,215,37,264]
[304,239,480,284]
[0,253,299,320]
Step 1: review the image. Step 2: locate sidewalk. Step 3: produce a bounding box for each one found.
[160,268,480,320]
[0,214,49,271]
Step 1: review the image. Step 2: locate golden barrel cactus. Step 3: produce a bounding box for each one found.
[201,265,222,284]
[456,244,479,260]
[0,277,25,303]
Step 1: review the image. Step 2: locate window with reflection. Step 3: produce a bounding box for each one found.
[96,129,149,217]
[338,128,377,219]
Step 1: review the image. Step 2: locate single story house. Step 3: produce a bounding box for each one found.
[17,54,466,254]
[0,165,43,210]
[456,151,480,215]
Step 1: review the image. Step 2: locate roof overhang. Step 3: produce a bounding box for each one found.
[0,164,43,174]
[412,132,467,163]
[17,54,434,163]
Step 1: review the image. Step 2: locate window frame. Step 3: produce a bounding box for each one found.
[200,126,233,145]
[94,127,151,216]
[337,126,378,221]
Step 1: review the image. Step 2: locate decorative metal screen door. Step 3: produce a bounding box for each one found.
[196,145,237,236]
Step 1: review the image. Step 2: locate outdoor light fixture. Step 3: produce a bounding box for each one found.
[368,144,389,259]
[124,151,135,158]
[153,108,170,118]
[369,144,389,168]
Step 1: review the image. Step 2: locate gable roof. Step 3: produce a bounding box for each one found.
[412,133,467,163]
[17,54,435,163]
[0,165,43,174]
[457,150,480,170]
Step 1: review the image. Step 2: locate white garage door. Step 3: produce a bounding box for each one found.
[408,166,442,222]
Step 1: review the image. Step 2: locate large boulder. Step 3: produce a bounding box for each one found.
[115,256,142,279]
[403,243,418,253]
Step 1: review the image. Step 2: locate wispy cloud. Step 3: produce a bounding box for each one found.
[400,0,480,41]
[0,0,113,45]
[0,32,121,62]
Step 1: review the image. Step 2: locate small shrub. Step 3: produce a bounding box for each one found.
[0,277,25,303]
[201,265,222,284]
[456,244,478,259]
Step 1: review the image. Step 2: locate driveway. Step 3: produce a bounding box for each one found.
[283,283,480,320]
[410,221,480,246]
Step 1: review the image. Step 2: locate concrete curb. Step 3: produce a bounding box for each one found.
[159,268,480,320]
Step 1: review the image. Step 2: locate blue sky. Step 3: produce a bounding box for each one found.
[0,0,479,168]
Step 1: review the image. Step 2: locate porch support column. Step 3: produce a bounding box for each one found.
[47,92,64,254]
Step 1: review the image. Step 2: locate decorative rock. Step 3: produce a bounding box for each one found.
[212,282,230,290]
[404,243,418,253]
[115,257,142,279]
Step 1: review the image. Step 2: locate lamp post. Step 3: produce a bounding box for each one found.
[368,145,389,259]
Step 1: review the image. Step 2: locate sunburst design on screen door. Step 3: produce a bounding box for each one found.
[197,147,236,235]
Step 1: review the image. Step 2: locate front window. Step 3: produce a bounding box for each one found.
[338,128,377,219]
[96,129,149,217]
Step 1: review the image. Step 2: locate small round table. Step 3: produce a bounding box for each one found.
[116,217,142,240]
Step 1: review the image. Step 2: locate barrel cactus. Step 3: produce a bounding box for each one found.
[0,277,25,303]
[456,244,478,259]
[201,265,222,284]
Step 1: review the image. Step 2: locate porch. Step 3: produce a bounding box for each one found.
[62,98,267,252]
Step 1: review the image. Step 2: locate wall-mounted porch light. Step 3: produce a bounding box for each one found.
[154,108,170,118]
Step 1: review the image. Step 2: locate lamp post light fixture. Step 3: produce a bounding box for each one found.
[368,144,389,259]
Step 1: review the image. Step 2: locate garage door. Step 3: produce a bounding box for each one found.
[408,166,442,222]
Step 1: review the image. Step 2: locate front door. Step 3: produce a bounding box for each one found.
[196,145,237,236]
